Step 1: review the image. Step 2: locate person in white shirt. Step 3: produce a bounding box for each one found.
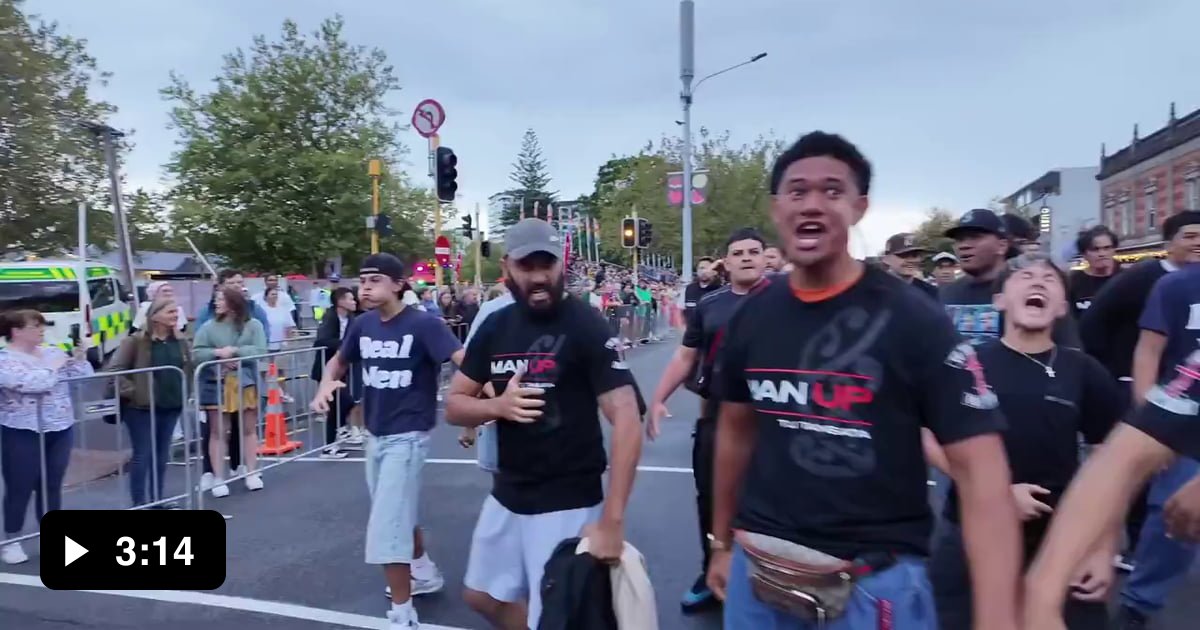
[253,274,296,319]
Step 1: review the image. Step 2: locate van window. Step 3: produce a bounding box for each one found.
[0,282,81,313]
[88,278,117,309]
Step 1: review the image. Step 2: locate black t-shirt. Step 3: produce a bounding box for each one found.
[682,280,770,415]
[942,341,1120,544]
[1067,269,1118,319]
[683,280,722,317]
[940,275,1081,348]
[461,296,637,515]
[718,267,1005,559]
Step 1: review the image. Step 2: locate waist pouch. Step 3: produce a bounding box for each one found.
[735,530,894,623]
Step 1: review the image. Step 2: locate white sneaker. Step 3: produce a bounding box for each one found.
[1,542,28,565]
[386,609,419,629]
[235,464,248,477]
[319,446,348,459]
[244,473,264,491]
[411,570,445,596]
[199,472,215,491]
[345,427,364,445]
[211,482,230,498]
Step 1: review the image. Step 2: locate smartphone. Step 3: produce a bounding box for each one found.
[70,324,81,350]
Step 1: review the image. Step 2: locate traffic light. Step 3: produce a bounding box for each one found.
[621,217,636,248]
[481,240,491,258]
[435,146,458,203]
[460,214,473,239]
[375,214,393,237]
[637,218,652,248]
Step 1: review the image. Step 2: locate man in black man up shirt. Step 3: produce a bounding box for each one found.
[924,253,1122,630]
[647,226,770,613]
[706,132,1022,630]
[683,256,722,319]
[941,208,1081,348]
[1066,224,1120,318]
[444,219,645,630]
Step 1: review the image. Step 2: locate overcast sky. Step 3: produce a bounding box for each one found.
[32,0,1200,256]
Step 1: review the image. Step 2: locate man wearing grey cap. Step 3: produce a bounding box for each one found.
[932,252,960,287]
[882,232,938,300]
[446,218,646,629]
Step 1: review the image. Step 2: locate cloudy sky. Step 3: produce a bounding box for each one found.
[31,0,1200,256]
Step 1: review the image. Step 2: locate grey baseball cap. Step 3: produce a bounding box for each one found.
[505,218,562,260]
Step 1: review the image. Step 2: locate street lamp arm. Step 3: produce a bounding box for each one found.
[692,52,767,93]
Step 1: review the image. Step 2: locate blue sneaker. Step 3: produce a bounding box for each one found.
[680,575,717,613]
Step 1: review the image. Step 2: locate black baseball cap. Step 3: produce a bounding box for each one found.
[1001,213,1037,241]
[884,233,927,256]
[359,253,406,281]
[945,209,1007,240]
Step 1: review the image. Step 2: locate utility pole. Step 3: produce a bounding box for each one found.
[679,0,696,284]
[85,123,139,310]
[369,159,382,254]
[474,203,482,287]
[431,134,444,288]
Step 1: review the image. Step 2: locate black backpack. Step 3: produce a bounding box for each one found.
[537,537,618,630]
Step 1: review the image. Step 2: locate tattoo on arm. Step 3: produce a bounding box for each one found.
[598,385,639,425]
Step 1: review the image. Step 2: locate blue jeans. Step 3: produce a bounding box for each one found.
[121,407,181,506]
[725,544,936,629]
[363,431,429,565]
[1121,456,1200,615]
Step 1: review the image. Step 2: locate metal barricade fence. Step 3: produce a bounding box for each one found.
[0,364,189,548]
[190,346,328,510]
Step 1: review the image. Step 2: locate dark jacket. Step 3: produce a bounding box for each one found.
[311,307,351,382]
[537,537,618,630]
[105,331,193,409]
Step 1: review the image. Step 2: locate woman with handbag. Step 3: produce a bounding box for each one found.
[106,296,192,508]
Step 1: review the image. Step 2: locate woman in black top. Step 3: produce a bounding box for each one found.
[925,253,1122,630]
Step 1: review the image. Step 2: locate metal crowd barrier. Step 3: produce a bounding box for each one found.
[0,364,189,548]
[190,346,328,510]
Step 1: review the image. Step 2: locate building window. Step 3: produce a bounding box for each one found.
[1146,190,1158,232]
[1121,196,1133,237]
[1188,177,1200,211]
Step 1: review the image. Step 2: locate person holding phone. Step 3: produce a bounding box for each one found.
[0,309,92,565]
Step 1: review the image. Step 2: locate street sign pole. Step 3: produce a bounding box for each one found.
[680,0,696,283]
[369,159,382,254]
[474,203,483,287]
[431,134,443,288]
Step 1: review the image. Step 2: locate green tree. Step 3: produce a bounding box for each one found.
[499,129,557,226]
[911,207,958,254]
[586,130,784,265]
[124,188,188,251]
[0,0,119,255]
[461,241,505,283]
[164,16,423,274]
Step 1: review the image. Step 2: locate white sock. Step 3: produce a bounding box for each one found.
[390,600,413,621]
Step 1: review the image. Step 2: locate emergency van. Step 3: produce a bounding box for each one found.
[0,259,134,361]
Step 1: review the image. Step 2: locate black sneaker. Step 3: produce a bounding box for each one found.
[1112,605,1149,629]
[680,574,718,613]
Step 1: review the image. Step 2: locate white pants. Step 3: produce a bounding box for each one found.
[464,495,601,628]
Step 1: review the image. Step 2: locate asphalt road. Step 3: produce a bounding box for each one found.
[1,338,1198,629]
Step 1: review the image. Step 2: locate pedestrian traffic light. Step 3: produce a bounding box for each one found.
[481,240,491,258]
[621,217,636,248]
[435,146,458,203]
[460,214,473,239]
[375,214,393,237]
[637,218,652,248]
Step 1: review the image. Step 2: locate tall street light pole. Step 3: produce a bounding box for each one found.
[678,0,766,283]
[82,122,139,309]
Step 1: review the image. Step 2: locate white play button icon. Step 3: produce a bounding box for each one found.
[64,536,88,567]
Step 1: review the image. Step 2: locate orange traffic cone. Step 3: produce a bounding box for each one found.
[258,362,302,455]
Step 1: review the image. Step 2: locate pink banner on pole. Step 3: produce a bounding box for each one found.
[563,231,572,265]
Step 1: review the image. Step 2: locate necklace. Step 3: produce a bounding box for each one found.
[1001,340,1057,378]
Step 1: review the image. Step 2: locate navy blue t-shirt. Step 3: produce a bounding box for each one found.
[339,306,461,436]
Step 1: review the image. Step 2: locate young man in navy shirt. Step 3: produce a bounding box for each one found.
[311,253,464,630]
[1026,262,1200,630]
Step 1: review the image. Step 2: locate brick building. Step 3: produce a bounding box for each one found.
[1098,102,1200,262]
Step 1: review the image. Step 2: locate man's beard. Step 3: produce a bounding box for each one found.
[506,275,566,317]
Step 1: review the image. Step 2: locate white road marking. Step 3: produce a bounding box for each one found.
[0,572,468,630]
[260,455,698,474]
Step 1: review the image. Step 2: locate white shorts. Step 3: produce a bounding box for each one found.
[464,495,601,628]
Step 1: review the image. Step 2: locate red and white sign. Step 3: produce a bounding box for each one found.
[435,235,452,267]
[412,99,446,138]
